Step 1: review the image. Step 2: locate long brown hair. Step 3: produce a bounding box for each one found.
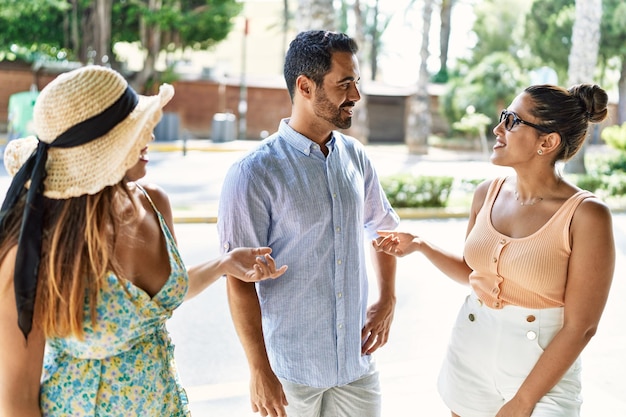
[0,182,133,338]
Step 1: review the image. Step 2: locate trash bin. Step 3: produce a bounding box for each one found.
[154,112,180,141]
[7,91,39,140]
[211,112,236,142]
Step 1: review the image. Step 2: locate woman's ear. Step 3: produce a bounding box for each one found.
[539,131,561,156]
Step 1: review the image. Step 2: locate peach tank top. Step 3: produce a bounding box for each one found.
[464,177,593,309]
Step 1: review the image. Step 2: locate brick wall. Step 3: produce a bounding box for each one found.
[166,79,292,139]
[0,64,452,143]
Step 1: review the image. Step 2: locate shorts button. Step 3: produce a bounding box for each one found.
[468,314,475,322]
[526,330,537,340]
[526,315,536,323]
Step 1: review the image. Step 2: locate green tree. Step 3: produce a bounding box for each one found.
[599,0,626,124]
[525,0,575,83]
[470,0,531,65]
[525,0,626,124]
[444,52,528,133]
[0,0,242,91]
[0,0,70,61]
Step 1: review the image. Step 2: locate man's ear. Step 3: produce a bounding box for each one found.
[296,76,312,97]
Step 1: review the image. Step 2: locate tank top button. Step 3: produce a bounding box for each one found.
[526,315,536,322]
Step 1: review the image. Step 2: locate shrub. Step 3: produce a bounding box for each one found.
[381,175,454,208]
[601,123,626,153]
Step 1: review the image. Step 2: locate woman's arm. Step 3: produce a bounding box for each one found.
[497,198,615,416]
[185,248,287,300]
[138,182,287,300]
[0,247,45,417]
[372,180,491,285]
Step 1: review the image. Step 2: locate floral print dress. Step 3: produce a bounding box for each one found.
[40,187,190,416]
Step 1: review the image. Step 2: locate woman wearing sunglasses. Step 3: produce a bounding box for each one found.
[373,83,615,417]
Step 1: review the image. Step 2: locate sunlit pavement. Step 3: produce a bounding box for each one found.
[0,138,623,415]
[170,215,626,416]
[149,141,626,416]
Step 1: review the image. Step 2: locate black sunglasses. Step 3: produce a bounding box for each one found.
[499,110,553,134]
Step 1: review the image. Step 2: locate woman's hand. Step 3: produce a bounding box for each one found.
[372,230,419,257]
[225,247,288,283]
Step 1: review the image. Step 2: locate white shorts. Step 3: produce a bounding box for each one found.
[279,368,381,417]
[438,292,582,417]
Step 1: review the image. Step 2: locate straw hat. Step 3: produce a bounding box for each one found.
[3,65,174,199]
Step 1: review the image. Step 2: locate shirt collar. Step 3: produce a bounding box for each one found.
[279,118,336,156]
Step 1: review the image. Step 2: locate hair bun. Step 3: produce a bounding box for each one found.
[569,83,608,124]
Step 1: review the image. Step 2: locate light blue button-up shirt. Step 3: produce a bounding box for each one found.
[217,119,399,388]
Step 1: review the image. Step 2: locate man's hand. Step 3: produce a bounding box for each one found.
[361,297,396,355]
[249,367,289,417]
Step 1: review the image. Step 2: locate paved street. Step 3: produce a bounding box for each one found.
[136,141,626,416]
[170,216,626,417]
[0,139,624,416]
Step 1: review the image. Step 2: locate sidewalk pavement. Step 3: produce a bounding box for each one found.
[170,218,626,417]
[0,135,624,415]
[143,139,625,416]
[142,138,624,223]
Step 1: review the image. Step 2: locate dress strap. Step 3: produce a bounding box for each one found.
[134,183,159,213]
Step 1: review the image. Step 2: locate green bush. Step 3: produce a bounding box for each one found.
[381,175,454,208]
[567,174,605,193]
[601,123,626,153]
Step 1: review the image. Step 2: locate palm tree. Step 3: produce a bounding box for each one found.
[405,0,433,154]
[564,0,602,174]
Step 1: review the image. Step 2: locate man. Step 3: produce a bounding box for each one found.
[217,30,400,417]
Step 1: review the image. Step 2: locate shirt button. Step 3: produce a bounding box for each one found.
[492,257,497,263]
[338,324,343,329]
[468,314,475,322]
[336,227,341,232]
[332,193,337,198]
[526,315,536,323]
[526,331,537,340]
[337,292,343,298]
[500,239,506,244]
[492,287,499,294]
[494,301,501,308]
[337,259,342,265]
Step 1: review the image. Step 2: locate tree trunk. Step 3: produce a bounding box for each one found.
[93,0,112,65]
[282,0,290,63]
[438,0,454,79]
[405,0,432,155]
[347,0,369,144]
[132,0,163,93]
[564,0,602,174]
[370,0,380,80]
[618,58,626,125]
[296,0,336,31]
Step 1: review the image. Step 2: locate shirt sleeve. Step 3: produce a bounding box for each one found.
[217,159,270,254]
[362,152,400,241]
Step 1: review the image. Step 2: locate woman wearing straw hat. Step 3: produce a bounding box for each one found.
[0,65,287,416]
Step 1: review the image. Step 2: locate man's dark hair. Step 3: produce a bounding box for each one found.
[284,30,358,102]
